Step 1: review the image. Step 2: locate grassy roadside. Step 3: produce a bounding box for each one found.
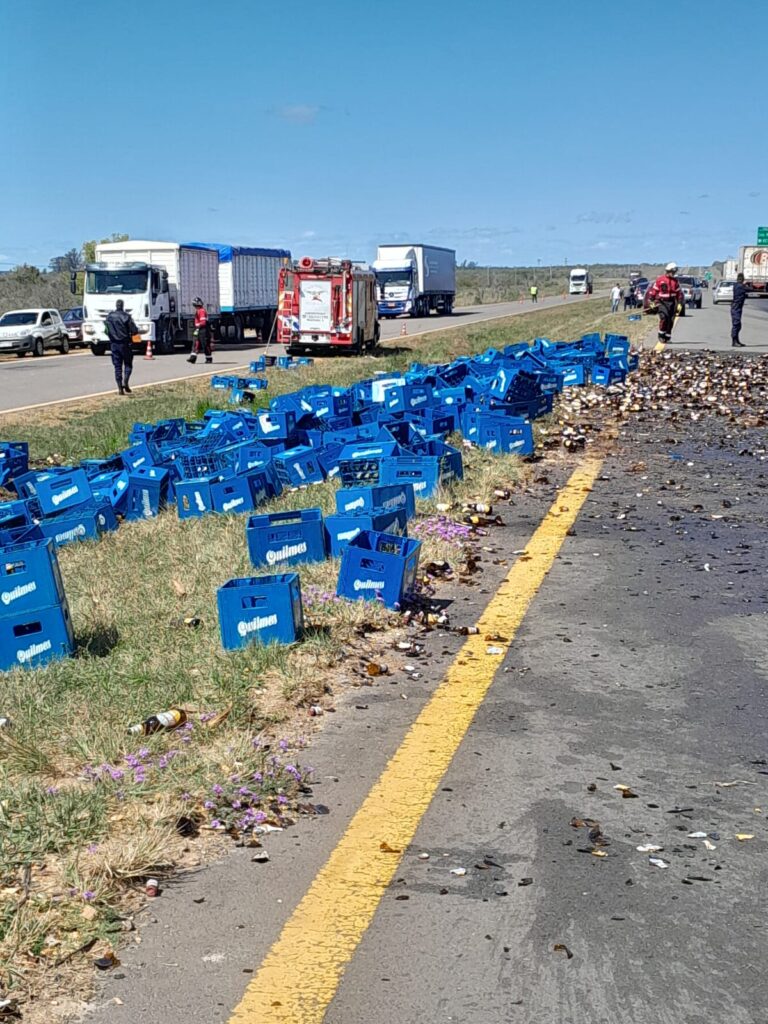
[0,299,647,1011]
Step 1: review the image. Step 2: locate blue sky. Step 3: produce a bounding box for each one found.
[0,0,763,269]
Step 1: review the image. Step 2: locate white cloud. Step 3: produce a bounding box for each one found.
[577,211,632,225]
[302,230,316,239]
[276,104,322,124]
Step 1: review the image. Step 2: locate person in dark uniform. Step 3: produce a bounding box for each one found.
[104,299,139,395]
[731,273,748,347]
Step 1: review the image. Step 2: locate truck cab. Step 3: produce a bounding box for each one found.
[374,260,418,317]
[569,268,593,295]
[82,262,171,355]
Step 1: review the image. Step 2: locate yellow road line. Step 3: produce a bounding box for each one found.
[229,458,603,1023]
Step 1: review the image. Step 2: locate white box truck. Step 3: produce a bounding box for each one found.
[80,241,220,355]
[185,243,291,342]
[373,244,456,318]
[569,268,593,295]
[738,246,768,295]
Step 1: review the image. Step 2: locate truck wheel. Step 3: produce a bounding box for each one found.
[58,337,70,354]
[15,352,26,358]
[90,343,107,356]
[32,338,45,357]
[234,315,244,343]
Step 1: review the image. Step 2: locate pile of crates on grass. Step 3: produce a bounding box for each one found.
[0,331,638,668]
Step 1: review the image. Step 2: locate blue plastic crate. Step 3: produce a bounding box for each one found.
[272,446,325,487]
[120,441,159,473]
[335,483,416,520]
[124,466,170,521]
[379,450,462,499]
[325,507,408,558]
[35,470,93,516]
[210,375,238,391]
[253,410,297,441]
[383,384,434,415]
[412,406,458,436]
[295,357,314,366]
[337,530,421,610]
[276,356,294,369]
[0,443,29,487]
[476,416,535,455]
[218,573,303,649]
[0,538,65,617]
[246,508,326,569]
[109,471,131,511]
[0,600,74,672]
[591,365,626,387]
[37,501,119,547]
[175,474,225,519]
[210,475,259,516]
[555,365,586,388]
[0,499,33,530]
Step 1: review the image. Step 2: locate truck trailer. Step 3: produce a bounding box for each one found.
[185,243,291,343]
[277,257,379,355]
[373,244,456,318]
[738,246,768,295]
[81,240,220,355]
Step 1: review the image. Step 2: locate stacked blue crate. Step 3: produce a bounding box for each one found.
[0,538,74,671]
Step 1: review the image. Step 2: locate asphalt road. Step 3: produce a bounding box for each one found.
[84,389,768,1023]
[0,294,588,415]
[644,292,768,352]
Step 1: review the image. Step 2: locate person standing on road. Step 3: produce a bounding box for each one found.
[104,299,138,396]
[530,284,538,303]
[610,283,621,313]
[187,297,212,365]
[624,286,635,311]
[730,273,748,347]
[647,263,684,345]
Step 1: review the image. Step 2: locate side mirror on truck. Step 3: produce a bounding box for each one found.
[69,271,77,294]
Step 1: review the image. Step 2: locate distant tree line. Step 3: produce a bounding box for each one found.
[0,234,129,312]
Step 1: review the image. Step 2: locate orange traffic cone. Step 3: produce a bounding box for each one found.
[400,322,408,337]
[143,336,154,360]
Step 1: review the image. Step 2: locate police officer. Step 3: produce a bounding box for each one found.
[530,284,538,303]
[105,299,139,396]
[731,273,748,347]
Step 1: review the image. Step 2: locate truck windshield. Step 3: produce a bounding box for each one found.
[571,274,586,283]
[0,312,37,326]
[376,270,412,287]
[86,269,148,294]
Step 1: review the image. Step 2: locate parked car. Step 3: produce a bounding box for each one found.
[0,309,69,357]
[633,280,651,304]
[678,275,703,308]
[713,280,735,304]
[61,306,85,345]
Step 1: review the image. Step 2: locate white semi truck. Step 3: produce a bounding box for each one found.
[80,240,220,355]
[569,268,593,295]
[373,244,456,318]
[738,246,768,295]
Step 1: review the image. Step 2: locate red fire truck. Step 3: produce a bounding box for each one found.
[277,257,380,355]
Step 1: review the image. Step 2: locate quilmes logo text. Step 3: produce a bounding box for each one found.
[353,579,385,592]
[51,485,80,507]
[237,613,278,637]
[342,496,365,512]
[266,542,307,565]
[381,493,406,511]
[17,638,52,664]
[1,580,37,606]
[55,524,87,545]
[222,497,245,513]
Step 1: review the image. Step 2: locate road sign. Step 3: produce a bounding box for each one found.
[704,272,712,280]
[757,227,768,245]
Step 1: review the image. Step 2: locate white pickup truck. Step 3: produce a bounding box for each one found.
[0,309,70,357]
